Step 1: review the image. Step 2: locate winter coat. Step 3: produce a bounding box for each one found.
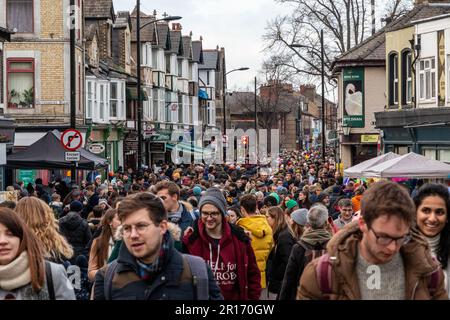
[93,232,223,300]
[267,227,296,295]
[297,221,448,300]
[351,194,363,212]
[82,193,99,219]
[279,228,331,300]
[237,215,273,288]
[182,219,261,300]
[59,211,92,262]
[0,252,75,300]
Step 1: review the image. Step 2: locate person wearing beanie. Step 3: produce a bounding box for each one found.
[193,185,203,202]
[183,187,261,300]
[58,200,92,263]
[237,194,273,299]
[269,192,280,205]
[279,205,332,300]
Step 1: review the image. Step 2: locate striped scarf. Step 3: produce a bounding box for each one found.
[136,231,170,282]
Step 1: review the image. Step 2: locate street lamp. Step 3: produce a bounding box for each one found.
[136,0,181,172]
[342,123,351,136]
[290,30,326,161]
[222,67,249,163]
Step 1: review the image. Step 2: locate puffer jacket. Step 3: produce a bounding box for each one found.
[237,215,273,288]
[59,211,92,262]
[297,221,448,300]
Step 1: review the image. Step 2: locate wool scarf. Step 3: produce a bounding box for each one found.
[0,252,32,291]
[136,231,171,282]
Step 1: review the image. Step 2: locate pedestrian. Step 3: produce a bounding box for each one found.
[182,187,261,300]
[92,192,223,300]
[333,198,354,231]
[279,204,332,300]
[0,208,76,300]
[88,208,121,281]
[154,181,195,247]
[237,194,273,298]
[351,186,365,212]
[265,206,296,299]
[58,201,92,264]
[290,208,308,240]
[412,183,450,297]
[297,180,447,300]
[15,197,74,264]
[226,207,241,225]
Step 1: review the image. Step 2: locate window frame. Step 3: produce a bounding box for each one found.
[6,57,35,109]
[418,57,436,102]
[401,50,413,106]
[6,0,34,34]
[388,52,399,106]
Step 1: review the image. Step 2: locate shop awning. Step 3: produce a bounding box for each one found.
[198,89,208,100]
[126,87,149,101]
[7,131,108,170]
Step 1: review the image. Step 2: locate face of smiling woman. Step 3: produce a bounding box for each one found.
[0,223,21,266]
[416,195,448,238]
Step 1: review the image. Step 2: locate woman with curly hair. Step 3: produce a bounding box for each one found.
[14,197,73,264]
[0,208,75,299]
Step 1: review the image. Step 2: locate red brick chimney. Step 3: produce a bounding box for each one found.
[172,23,182,31]
[300,84,316,100]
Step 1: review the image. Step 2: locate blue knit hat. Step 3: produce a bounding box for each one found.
[70,200,83,213]
[193,186,202,196]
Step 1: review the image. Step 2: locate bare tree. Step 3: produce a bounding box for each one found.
[263,0,413,87]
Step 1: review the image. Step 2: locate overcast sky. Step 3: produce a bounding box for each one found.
[113,0,293,90]
[113,0,401,93]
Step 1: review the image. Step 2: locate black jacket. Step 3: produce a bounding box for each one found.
[59,211,92,262]
[267,227,296,295]
[82,193,99,219]
[93,233,223,300]
[278,239,328,300]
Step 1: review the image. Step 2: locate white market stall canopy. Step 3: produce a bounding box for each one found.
[363,152,450,179]
[344,152,400,178]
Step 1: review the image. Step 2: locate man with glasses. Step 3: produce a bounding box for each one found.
[92,192,222,300]
[183,187,262,300]
[297,180,447,300]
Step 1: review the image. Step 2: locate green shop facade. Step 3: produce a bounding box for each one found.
[375,108,450,162]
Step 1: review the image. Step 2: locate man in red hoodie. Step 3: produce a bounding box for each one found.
[182,187,261,300]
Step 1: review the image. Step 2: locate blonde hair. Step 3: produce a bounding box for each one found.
[15,197,73,260]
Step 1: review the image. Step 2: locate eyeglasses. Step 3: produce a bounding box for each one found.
[121,222,154,237]
[201,211,221,219]
[369,227,411,246]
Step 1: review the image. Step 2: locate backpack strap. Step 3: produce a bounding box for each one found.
[45,261,55,300]
[315,253,333,297]
[183,254,209,300]
[103,260,118,300]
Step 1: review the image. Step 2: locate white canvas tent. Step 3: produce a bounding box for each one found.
[344,152,400,178]
[363,152,450,178]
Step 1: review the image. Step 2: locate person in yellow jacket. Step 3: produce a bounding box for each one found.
[237,194,273,299]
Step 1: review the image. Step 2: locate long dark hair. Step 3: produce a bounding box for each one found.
[93,209,118,268]
[413,183,450,268]
[0,208,45,292]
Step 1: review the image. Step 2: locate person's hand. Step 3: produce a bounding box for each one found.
[184,226,194,237]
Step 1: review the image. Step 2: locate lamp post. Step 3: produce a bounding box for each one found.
[136,0,181,172]
[289,29,326,161]
[222,67,249,163]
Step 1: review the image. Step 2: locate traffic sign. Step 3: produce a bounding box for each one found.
[61,129,83,151]
[65,151,80,162]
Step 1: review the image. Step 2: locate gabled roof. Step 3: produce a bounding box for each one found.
[386,3,450,32]
[130,15,156,43]
[156,23,171,50]
[169,30,183,55]
[84,0,115,20]
[114,11,131,30]
[85,24,99,42]
[192,40,204,64]
[182,36,193,60]
[199,50,219,70]
[332,28,386,72]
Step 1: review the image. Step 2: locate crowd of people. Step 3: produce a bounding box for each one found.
[0,148,450,300]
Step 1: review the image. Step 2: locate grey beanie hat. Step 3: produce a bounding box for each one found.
[291,208,308,226]
[199,187,228,216]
